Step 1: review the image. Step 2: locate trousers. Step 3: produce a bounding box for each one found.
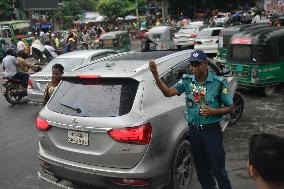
[188,123,232,189]
[12,72,29,88]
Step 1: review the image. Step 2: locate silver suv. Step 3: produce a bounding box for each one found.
[37,50,239,189]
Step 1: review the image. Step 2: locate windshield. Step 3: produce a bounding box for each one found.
[0,29,11,38]
[42,58,85,72]
[231,45,252,61]
[14,27,30,37]
[47,78,139,117]
[177,28,198,34]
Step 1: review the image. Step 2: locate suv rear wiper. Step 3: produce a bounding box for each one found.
[60,103,82,113]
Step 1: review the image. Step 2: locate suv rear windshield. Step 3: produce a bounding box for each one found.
[47,78,139,117]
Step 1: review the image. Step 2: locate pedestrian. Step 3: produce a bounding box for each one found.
[149,50,233,189]
[252,11,261,24]
[247,133,284,189]
[43,64,64,106]
[64,38,75,53]
[16,38,27,58]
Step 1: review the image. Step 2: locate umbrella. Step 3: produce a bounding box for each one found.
[125,15,137,20]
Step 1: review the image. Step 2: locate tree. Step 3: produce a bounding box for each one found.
[96,0,128,20]
[0,0,15,20]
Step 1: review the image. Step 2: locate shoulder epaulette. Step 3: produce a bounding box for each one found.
[213,75,226,83]
[182,74,194,79]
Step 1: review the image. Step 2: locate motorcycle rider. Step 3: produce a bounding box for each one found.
[16,50,40,73]
[2,49,29,91]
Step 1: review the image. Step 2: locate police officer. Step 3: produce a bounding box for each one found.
[149,50,233,189]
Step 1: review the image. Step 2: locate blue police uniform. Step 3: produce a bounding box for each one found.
[173,50,233,189]
[174,71,233,126]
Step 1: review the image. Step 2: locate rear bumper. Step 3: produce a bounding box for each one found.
[38,147,169,189]
[174,40,195,46]
[27,89,44,103]
[194,46,218,54]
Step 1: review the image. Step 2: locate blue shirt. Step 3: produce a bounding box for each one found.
[174,71,233,126]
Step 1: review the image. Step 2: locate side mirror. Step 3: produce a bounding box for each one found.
[216,40,219,43]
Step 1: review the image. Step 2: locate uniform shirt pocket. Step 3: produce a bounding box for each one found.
[206,96,220,109]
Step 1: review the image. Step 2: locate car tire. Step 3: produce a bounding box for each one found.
[177,45,182,50]
[229,92,244,126]
[170,140,193,189]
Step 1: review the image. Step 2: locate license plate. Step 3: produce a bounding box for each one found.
[67,130,89,146]
[236,65,244,72]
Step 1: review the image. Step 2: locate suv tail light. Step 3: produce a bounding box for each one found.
[107,123,152,145]
[36,116,50,131]
[28,79,33,89]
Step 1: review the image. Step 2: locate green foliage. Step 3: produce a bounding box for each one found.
[0,0,15,20]
[96,0,127,19]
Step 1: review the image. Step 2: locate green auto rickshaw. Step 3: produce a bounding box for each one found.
[99,31,131,52]
[215,23,270,65]
[227,26,284,96]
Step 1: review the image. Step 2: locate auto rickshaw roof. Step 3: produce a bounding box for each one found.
[148,26,172,33]
[220,23,270,36]
[100,31,128,39]
[230,26,284,45]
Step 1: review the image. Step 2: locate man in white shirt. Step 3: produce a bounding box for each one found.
[2,49,29,90]
[16,38,27,58]
[44,41,57,57]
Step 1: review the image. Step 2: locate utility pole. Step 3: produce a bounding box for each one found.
[136,0,140,29]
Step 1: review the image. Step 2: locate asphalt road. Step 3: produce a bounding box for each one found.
[0,48,283,189]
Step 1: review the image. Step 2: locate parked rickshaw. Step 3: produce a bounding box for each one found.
[99,31,131,52]
[227,26,284,96]
[147,26,175,50]
[215,23,270,64]
[0,20,34,54]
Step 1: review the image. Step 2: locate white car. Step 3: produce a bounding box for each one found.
[174,25,206,49]
[27,50,117,103]
[194,27,223,54]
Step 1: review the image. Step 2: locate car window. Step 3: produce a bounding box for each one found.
[161,60,190,87]
[161,59,222,87]
[47,78,139,117]
[152,34,161,39]
[197,30,212,38]
[212,29,221,36]
[42,58,85,72]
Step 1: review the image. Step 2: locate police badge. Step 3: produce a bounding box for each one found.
[187,99,194,108]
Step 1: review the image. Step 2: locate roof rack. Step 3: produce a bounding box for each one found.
[72,51,136,71]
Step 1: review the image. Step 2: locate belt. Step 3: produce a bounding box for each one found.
[188,122,220,131]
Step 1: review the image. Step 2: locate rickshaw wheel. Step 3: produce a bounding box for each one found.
[262,86,275,96]
[229,92,244,126]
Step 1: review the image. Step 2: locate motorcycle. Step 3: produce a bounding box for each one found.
[2,66,42,105]
[214,61,244,127]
